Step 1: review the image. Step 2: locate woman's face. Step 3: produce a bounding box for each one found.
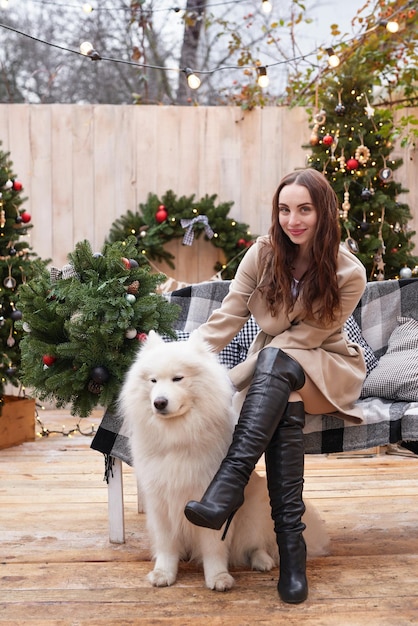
[278,183,318,253]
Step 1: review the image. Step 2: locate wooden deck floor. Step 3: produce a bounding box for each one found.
[1,409,418,625]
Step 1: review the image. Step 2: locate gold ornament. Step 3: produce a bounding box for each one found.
[338,148,346,171]
[341,183,350,220]
[355,145,371,165]
[309,110,326,146]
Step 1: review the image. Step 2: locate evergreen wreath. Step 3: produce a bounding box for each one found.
[107,190,256,280]
[17,237,179,417]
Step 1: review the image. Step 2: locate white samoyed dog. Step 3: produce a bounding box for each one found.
[120,330,329,591]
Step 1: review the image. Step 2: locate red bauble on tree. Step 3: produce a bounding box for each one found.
[322,134,334,146]
[21,211,31,223]
[155,205,168,223]
[13,179,23,191]
[346,158,359,171]
[42,355,56,367]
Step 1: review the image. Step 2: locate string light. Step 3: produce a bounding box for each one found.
[261,0,273,14]
[257,66,269,88]
[27,0,243,14]
[36,411,96,437]
[326,47,340,68]
[0,0,413,90]
[79,41,101,60]
[383,20,400,33]
[184,67,201,89]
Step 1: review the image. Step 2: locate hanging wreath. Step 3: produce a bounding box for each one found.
[107,190,256,280]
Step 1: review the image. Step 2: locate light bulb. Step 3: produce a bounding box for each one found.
[326,48,340,68]
[262,0,272,13]
[386,20,399,33]
[185,68,201,90]
[0,0,9,8]
[80,41,93,55]
[82,3,94,13]
[257,67,269,88]
[79,41,101,60]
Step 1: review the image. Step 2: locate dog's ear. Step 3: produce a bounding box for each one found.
[144,330,164,347]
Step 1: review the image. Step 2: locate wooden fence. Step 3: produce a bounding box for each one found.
[0,104,417,284]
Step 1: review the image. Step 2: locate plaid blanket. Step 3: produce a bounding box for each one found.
[353,277,417,358]
[91,278,418,463]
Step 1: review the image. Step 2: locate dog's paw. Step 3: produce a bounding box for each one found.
[206,571,235,592]
[147,568,177,587]
[249,549,276,572]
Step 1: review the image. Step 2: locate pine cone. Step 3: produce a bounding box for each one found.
[127,280,140,295]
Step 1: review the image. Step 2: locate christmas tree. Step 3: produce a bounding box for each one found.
[17,237,180,417]
[0,142,48,403]
[306,60,418,281]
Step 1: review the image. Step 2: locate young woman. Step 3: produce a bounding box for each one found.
[184,168,367,604]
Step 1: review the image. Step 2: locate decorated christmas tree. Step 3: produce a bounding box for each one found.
[0,142,48,403]
[17,237,180,417]
[306,60,417,281]
[107,190,255,280]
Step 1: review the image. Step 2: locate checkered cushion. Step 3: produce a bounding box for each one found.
[353,278,417,358]
[361,316,418,401]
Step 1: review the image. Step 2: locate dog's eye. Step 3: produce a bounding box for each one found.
[172,376,184,382]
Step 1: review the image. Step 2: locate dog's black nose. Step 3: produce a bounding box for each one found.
[154,397,168,411]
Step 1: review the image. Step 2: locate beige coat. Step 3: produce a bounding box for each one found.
[196,236,367,422]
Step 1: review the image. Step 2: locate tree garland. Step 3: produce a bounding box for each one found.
[107,190,256,280]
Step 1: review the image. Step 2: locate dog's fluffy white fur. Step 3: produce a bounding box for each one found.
[120,331,329,591]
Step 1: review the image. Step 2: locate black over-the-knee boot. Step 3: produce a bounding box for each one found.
[184,347,305,538]
[265,400,307,604]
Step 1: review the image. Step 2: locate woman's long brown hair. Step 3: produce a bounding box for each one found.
[259,169,341,324]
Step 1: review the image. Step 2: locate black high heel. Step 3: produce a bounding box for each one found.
[221,511,237,541]
[184,501,239,540]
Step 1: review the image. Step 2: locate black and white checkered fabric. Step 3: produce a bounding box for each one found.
[360,316,418,402]
[91,278,418,463]
[343,315,379,375]
[172,317,260,369]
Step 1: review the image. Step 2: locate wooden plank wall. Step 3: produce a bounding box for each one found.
[0,104,416,284]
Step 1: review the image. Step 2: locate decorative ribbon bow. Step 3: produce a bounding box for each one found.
[180,215,214,246]
[50,263,79,282]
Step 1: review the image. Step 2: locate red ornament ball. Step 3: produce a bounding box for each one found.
[137,332,148,342]
[155,205,168,223]
[13,180,23,191]
[42,355,56,367]
[322,134,334,146]
[346,158,359,171]
[121,257,131,270]
[237,238,247,247]
[21,211,31,223]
